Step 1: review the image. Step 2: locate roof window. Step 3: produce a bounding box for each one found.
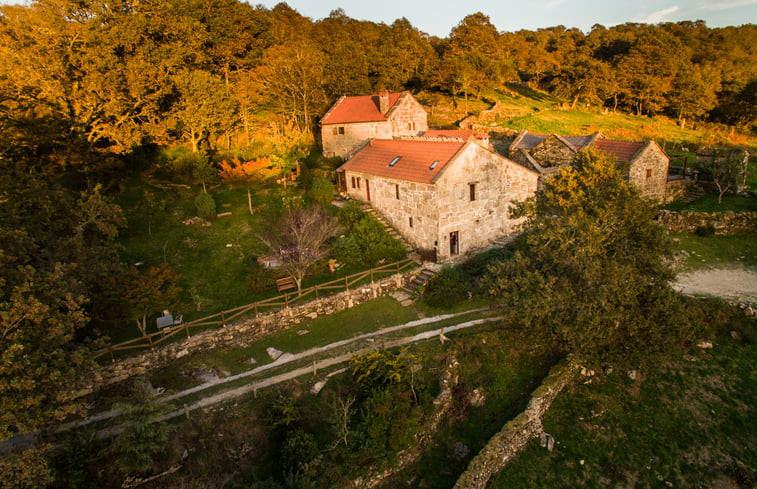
[388,156,401,167]
[429,160,439,170]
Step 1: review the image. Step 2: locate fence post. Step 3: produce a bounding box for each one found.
[345,275,349,291]
[185,321,190,339]
[371,268,374,284]
[147,333,154,351]
[285,293,289,308]
[109,346,114,363]
[315,285,319,299]
[222,311,226,328]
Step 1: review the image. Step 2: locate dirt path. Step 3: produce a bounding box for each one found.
[674,267,757,303]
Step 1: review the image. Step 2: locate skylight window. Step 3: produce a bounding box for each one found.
[429,160,439,170]
[388,156,401,167]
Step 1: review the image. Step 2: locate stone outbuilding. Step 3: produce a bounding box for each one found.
[509,130,670,201]
[337,136,538,262]
[320,91,428,158]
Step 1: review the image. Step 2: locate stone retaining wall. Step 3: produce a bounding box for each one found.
[87,269,419,393]
[452,360,578,489]
[657,210,757,235]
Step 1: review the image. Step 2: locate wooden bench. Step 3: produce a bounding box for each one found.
[276,276,297,292]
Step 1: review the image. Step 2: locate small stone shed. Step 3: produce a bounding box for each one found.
[320,91,428,159]
[509,130,670,201]
[337,136,538,262]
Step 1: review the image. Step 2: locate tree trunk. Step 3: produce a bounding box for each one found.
[137,317,147,337]
[247,187,253,215]
[571,96,578,110]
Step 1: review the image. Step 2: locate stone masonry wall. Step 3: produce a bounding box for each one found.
[628,144,669,201]
[87,270,419,393]
[657,210,757,235]
[389,95,428,136]
[453,360,578,489]
[345,171,439,251]
[435,144,538,260]
[529,136,576,168]
[322,120,392,158]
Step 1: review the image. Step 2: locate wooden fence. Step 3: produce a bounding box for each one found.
[93,258,418,362]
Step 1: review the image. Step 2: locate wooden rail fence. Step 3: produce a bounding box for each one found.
[93,258,418,362]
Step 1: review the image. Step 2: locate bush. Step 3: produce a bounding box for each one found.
[280,428,318,472]
[249,261,277,293]
[306,176,334,206]
[357,387,421,465]
[335,204,407,265]
[694,223,716,237]
[194,192,216,220]
[423,266,469,308]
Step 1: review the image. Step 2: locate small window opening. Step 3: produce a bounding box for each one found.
[388,156,401,167]
[429,160,439,170]
[408,122,416,131]
[469,183,476,201]
[646,169,652,178]
[395,184,400,200]
[356,178,360,189]
[335,126,345,135]
[351,176,356,188]
[409,217,413,228]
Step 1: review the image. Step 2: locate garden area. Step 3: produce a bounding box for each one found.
[92,144,409,349]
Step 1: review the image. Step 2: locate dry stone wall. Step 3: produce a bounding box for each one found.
[453,360,578,489]
[657,210,757,235]
[87,270,419,393]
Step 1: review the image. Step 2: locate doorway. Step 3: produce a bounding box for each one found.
[449,231,459,256]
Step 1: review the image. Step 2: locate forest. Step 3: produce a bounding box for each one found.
[0,0,756,486]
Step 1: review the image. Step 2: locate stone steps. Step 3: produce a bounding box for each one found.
[679,183,705,203]
[401,269,435,297]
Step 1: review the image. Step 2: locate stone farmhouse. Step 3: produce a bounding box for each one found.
[320,91,428,158]
[337,136,538,262]
[509,130,670,200]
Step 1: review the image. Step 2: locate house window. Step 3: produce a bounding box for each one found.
[408,122,416,131]
[388,156,401,167]
[429,160,439,170]
[351,176,356,188]
[469,183,476,201]
[646,169,652,179]
[409,217,413,228]
[356,178,360,189]
[333,126,345,135]
[395,184,400,200]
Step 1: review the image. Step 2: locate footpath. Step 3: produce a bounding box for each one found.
[3,308,499,451]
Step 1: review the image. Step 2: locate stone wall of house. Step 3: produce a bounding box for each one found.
[87,269,419,393]
[435,144,538,260]
[321,121,392,158]
[345,171,439,251]
[656,210,757,235]
[664,178,692,203]
[529,136,576,168]
[388,95,428,136]
[628,144,669,201]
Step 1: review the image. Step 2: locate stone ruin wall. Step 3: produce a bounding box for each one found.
[87,269,420,393]
[657,210,757,236]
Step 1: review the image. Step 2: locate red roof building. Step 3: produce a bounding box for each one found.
[338,138,538,262]
[320,91,428,158]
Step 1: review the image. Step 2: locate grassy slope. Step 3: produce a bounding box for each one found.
[489,331,756,489]
[672,234,757,270]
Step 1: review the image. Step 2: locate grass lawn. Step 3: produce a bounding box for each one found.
[147,296,421,392]
[488,330,757,488]
[664,192,757,212]
[671,234,757,270]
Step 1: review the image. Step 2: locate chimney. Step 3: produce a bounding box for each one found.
[378,92,389,115]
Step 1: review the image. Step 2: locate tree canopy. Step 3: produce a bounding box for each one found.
[484,149,696,369]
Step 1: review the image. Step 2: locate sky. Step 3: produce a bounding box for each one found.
[252,0,757,36]
[0,0,754,35]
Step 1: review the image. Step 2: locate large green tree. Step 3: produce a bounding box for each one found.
[485,149,694,369]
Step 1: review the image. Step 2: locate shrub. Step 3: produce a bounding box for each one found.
[280,428,318,472]
[172,152,198,179]
[423,266,469,308]
[249,261,277,293]
[333,235,362,265]
[694,223,716,236]
[194,192,216,220]
[357,386,421,465]
[335,204,407,265]
[306,176,334,206]
[338,201,364,228]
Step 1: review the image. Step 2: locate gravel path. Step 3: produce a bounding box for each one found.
[674,267,757,303]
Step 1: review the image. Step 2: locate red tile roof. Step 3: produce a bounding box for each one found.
[339,139,467,184]
[423,129,474,141]
[321,93,402,125]
[593,139,646,162]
